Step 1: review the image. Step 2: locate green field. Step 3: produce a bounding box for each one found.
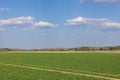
[0,52,120,80]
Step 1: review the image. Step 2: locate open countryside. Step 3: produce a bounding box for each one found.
[1,0,120,80]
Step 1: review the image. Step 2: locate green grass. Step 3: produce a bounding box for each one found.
[0,65,105,80]
[0,52,120,80]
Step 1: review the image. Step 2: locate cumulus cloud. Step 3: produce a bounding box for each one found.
[0,8,11,11]
[93,0,120,3]
[34,21,57,27]
[0,16,57,30]
[66,16,120,29]
[0,16,34,26]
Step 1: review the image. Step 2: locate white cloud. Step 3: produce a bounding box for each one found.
[34,21,57,27]
[0,16,34,26]
[93,0,120,3]
[0,8,11,11]
[66,17,87,26]
[66,16,120,29]
[0,16,57,30]
[103,22,120,27]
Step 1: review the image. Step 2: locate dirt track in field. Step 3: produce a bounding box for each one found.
[0,63,120,80]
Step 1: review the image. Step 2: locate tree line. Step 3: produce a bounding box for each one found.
[1,46,120,52]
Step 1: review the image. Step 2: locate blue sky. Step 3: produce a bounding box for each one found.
[0,0,120,49]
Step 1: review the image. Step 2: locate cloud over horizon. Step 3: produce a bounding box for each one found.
[1,16,120,31]
[66,16,120,29]
[0,16,57,30]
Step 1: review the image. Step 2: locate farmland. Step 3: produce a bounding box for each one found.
[0,52,120,80]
